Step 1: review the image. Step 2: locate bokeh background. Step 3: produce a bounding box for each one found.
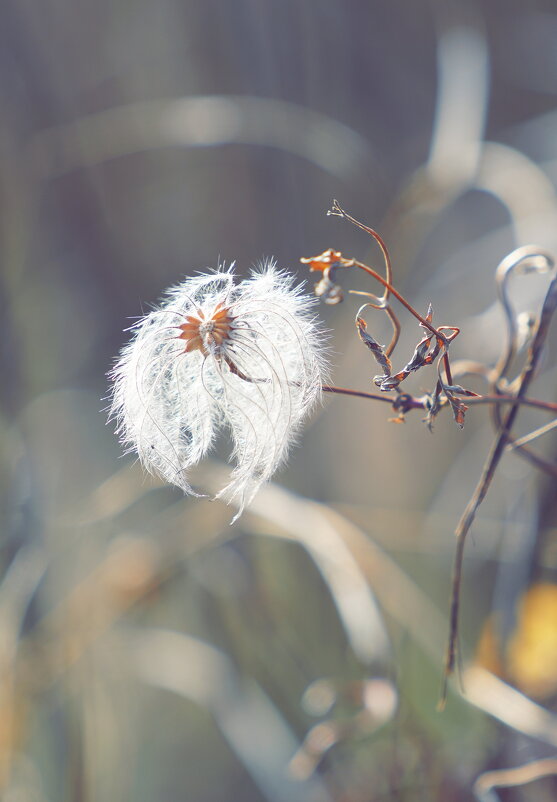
[2,1,557,800]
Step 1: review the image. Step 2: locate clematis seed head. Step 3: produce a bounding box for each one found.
[108,262,328,520]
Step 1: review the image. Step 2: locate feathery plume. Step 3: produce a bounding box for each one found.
[109,262,327,520]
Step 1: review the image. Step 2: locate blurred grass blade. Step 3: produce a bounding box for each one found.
[464,666,557,747]
[127,628,334,802]
[30,96,375,182]
[474,758,557,802]
[428,23,489,185]
[197,463,450,666]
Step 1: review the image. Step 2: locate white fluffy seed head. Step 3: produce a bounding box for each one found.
[108,261,329,520]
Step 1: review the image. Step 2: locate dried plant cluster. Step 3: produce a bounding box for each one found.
[301,201,557,701]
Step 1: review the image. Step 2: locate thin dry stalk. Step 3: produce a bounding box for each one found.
[440,265,557,705]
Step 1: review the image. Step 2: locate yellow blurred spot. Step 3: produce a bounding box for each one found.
[507,583,557,699]
[476,583,557,700]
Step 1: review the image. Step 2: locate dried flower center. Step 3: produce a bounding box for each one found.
[177,303,235,355]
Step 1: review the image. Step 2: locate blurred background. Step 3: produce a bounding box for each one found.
[2,0,557,799]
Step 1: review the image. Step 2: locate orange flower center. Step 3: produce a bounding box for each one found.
[177,303,234,356]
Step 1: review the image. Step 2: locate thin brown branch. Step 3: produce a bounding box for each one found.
[464,395,557,414]
[351,258,448,342]
[443,352,454,386]
[383,304,402,356]
[328,199,393,303]
[327,202,459,375]
[440,266,557,707]
[348,290,401,356]
[321,385,557,415]
[322,385,395,404]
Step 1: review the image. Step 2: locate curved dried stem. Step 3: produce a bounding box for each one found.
[306,201,461,390]
[440,264,557,707]
[493,247,554,381]
[350,258,455,351]
[348,290,401,356]
[328,199,393,304]
[489,247,557,475]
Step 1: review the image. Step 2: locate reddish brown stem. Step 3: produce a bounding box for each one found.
[443,353,454,386]
[464,395,557,414]
[329,199,393,303]
[322,385,557,415]
[322,385,395,404]
[352,260,452,347]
